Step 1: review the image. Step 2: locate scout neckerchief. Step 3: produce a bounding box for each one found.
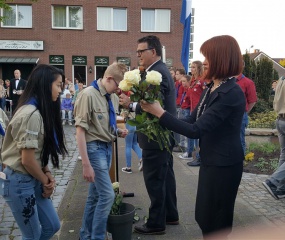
[91,80,117,134]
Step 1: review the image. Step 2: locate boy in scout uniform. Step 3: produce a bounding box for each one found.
[74,62,128,240]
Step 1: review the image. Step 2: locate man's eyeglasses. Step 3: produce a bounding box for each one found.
[111,78,119,88]
[136,48,153,55]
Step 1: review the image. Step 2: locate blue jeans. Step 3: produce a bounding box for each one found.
[125,123,142,168]
[3,167,60,240]
[240,112,248,155]
[80,140,115,240]
[181,109,199,157]
[269,119,285,191]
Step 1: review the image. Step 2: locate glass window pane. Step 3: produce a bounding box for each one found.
[156,9,170,32]
[113,8,126,31]
[97,7,111,30]
[53,6,66,27]
[3,5,16,26]
[17,5,32,27]
[142,9,155,31]
[69,6,82,28]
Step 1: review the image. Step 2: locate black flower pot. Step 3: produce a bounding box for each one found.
[107,203,135,240]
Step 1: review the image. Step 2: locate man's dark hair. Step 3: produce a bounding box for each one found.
[138,35,162,57]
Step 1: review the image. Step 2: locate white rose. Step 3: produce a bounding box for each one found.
[145,70,162,85]
[118,80,132,91]
[123,70,141,86]
[112,182,120,190]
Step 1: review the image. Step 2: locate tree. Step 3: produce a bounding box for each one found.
[0,0,37,22]
[254,58,273,102]
[273,69,279,80]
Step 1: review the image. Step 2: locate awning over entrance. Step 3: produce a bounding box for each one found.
[0,57,39,64]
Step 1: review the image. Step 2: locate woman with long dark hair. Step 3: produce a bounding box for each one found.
[1,64,68,239]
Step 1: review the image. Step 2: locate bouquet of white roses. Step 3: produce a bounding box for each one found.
[119,69,172,152]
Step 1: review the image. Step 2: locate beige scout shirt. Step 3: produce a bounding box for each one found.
[1,105,44,174]
[273,77,285,114]
[74,79,119,143]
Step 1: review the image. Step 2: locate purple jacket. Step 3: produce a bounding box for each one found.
[61,98,73,111]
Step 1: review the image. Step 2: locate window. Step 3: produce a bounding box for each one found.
[2,5,32,28]
[52,5,83,29]
[97,7,127,31]
[141,9,170,32]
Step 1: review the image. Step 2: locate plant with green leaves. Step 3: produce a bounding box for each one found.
[110,182,123,215]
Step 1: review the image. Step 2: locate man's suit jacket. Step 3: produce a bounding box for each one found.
[9,78,27,107]
[136,60,176,150]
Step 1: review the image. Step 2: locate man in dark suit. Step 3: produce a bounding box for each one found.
[10,69,27,113]
[119,35,178,235]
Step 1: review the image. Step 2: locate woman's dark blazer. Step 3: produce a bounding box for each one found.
[159,77,246,166]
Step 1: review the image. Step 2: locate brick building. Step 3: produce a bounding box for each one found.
[0,0,184,85]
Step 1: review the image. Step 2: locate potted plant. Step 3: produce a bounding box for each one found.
[107,182,135,240]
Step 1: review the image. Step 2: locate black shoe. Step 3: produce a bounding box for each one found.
[187,158,201,167]
[134,224,165,235]
[122,167,132,174]
[262,180,278,199]
[166,220,179,225]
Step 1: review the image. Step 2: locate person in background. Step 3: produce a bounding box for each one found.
[1,64,67,239]
[263,75,285,200]
[72,80,84,105]
[141,35,245,239]
[177,75,194,161]
[183,61,205,167]
[9,69,27,113]
[121,92,143,174]
[64,77,75,96]
[271,80,277,96]
[236,72,257,155]
[74,62,128,240]
[0,79,6,110]
[4,79,10,112]
[173,68,186,152]
[169,67,176,83]
[74,78,79,91]
[119,35,179,235]
[61,92,73,126]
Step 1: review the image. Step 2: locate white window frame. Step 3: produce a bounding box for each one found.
[52,5,83,30]
[141,9,170,32]
[1,4,32,28]
[97,7,127,31]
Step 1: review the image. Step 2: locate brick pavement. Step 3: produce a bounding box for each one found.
[1,126,285,239]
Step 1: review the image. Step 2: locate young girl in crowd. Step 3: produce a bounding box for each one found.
[1,64,67,239]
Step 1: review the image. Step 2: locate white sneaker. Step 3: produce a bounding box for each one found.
[78,156,82,160]
[138,159,143,172]
[68,122,72,126]
[62,120,66,125]
[179,152,193,160]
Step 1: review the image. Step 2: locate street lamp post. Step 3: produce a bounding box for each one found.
[248,45,254,53]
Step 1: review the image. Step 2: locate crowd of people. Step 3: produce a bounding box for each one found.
[1,33,284,240]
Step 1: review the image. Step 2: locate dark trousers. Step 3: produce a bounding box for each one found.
[142,148,178,228]
[195,162,243,238]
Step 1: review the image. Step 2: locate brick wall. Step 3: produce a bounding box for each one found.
[0,0,184,84]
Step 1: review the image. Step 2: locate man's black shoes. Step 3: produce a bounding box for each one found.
[134,224,165,235]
